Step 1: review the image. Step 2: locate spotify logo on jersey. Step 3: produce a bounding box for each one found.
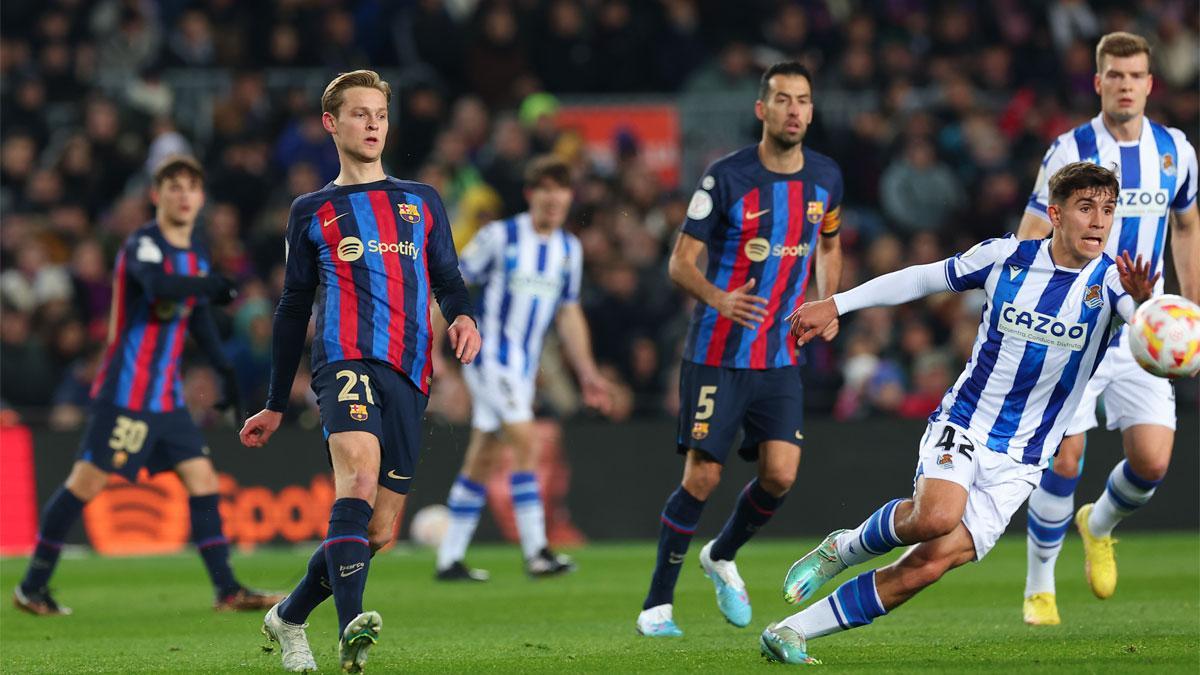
[337,236,364,262]
[744,237,771,262]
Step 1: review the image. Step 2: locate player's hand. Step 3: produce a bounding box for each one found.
[580,371,615,416]
[717,278,768,329]
[1116,251,1159,304]
[447,315,481,364]
[788,298,839,346]
[239,409,282,448]
[214,367,246,428]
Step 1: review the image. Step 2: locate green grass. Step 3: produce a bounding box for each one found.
[2,534,1197,673]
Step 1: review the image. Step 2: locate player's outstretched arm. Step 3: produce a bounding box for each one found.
[127,239,238,304]
[789,260,954,345]
[668,232,767,329]
[1169,205,1200,302]
[814,232,843,341]
[555,303,613,415]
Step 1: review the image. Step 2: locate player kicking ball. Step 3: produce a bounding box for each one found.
[434,155,611,582]
[759,162,1157,665]
[239,70,479,673]
[13,155,282,617]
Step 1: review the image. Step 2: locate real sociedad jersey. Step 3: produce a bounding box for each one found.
[281,178,461,394]
[460,212,583,379]
[681,144,843,369]
[91,222,210,412]
[934,236,1130,467]
[1026,115,1198,285]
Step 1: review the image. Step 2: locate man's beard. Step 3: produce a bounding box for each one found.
[1107,107,1139,124]
[767,128,804,150]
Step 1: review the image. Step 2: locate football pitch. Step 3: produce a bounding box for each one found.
[2,534,1196,673]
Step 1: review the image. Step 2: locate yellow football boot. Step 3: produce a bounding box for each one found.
[1075,503,1117,599]
[1023,592,1061,625]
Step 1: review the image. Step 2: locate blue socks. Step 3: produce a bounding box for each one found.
[643,486,706,610]
[188,495,240,598]
[21,486,85,592]
[325,498,373,635]
[710,479,784,561]
[830,570,888,628]
[278,545,334,625]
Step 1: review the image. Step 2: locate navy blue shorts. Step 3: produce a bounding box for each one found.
[312,359,429,495]
[676,361,804,464]
[77,401,209,480]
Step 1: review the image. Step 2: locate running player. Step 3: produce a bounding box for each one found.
[1018,32,1199,625]
[13,155,282,616]
[434,155,611,582]
[636,61,844,637]
[761,163,1157,664]
[238,70,480,672]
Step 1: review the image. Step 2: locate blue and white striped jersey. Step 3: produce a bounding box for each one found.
[460,213,583,380]
[1026,115,1197,288]
[934,236,1132,467]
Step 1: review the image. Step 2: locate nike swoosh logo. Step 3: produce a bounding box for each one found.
[323,213,347,228]
[387,470,411,480]
[746,208,771,220]
[795,431,804,440]
[668,552,686,564]
[339,565,365,578]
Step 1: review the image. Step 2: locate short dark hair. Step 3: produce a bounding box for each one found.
[152,154,204,187]
[1048,162,1119,206]
[524,155,572,189]
[759,61,813,101]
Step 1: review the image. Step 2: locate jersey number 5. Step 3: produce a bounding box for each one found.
[695,385,718,421]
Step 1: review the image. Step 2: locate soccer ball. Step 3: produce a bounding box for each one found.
[408,504,451,548]
[1128,294,1200,379]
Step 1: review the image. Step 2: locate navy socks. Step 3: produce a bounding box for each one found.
[710,479,785,561]
[643,486,706,610]
[324,498,373,635]
[21,486,85,592]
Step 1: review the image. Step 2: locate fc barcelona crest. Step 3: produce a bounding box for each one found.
[806,201,825,224]
[397,203,422,224]
[349,404,369,421]
[691,422,709,440]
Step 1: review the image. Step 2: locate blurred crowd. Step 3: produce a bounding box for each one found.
[1,0,1197,429]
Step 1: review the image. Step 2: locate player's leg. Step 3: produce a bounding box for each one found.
[436,427,499,580]
[1022,364,1104,624]
[764,523,977,664]
[1023,433,1085,625]
[325,430,380,635]
[784,423,972,605]
[638,450,721,636]
[13,460,106,615]
[505,419,575,576]
[638,362,740,636]
[1076,359,1175,599]
[710,439,798,563]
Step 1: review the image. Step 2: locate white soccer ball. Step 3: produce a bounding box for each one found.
[409,504,451,548]
[1128,294,1200,379]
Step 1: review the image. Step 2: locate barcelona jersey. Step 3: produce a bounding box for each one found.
[281,178,463,394]
[681,144,843,369]
[91,222,210,411]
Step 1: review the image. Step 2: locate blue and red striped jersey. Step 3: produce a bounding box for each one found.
[91,222,211,411]
[681,144,844,369]
[277,178,467,396]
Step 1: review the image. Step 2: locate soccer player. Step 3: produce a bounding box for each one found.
[761,163,1158,665]
[12,155,282,616]
[434,155,611,582]
[1017,32,1199,625]
[636,61,844,637]
[238,70,479,673]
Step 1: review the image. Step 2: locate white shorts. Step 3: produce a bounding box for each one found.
[1065,330,1177,436]
[915,422,1041,561]
[462,363,534,433]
